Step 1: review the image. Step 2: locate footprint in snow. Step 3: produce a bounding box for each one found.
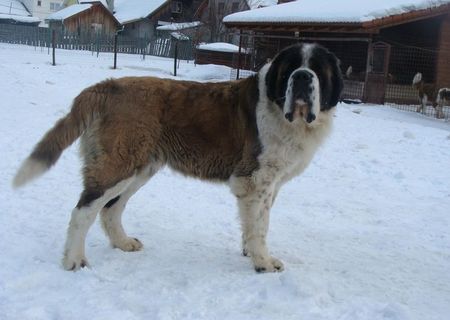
[403,131,415,139]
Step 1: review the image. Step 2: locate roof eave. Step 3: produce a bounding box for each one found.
[224,21,371,34]
[362,3,450,29]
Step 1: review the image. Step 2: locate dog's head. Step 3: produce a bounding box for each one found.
[265,43,343,124]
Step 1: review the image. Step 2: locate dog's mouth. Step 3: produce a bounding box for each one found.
[284,99,316,123]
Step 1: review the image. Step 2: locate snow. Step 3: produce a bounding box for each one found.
[0,13,40,23]
[224,0,450,24]
[246,0,278,10]
[170,32,189,41]
[46,4,92,21]
[0,0,40,23]
[157,21,202,31]
[1,43,450,320]
[113,0,167,24]
[197,42,243,53]
[0,0,28,16]
[79,0,108,7]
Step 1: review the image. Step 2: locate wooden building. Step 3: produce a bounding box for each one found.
[224,0,450,105]
[114,0,205,39]
[47,2,120,35]
[195,42,251,69]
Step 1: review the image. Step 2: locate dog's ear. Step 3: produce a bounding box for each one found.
[265,52,285,104]
[327,52,344,108]
[265,44,302,106]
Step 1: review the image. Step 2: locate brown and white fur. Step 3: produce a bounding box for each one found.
[412,72,445,119]
[436,88,450,119]
[13,43,343,273]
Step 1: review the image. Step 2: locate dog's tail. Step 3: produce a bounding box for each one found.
[12,80,113,188]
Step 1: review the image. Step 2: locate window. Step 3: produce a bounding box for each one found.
[50,2,61,11]
[37,0,41,6]
[171,1,182,13]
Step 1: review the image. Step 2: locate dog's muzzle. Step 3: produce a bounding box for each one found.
[284,70,317,124]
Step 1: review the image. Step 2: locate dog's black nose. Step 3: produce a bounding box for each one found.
[293,70,313,81]
[306,113,316,123]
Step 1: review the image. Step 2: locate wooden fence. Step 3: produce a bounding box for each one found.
[0,24,194,60]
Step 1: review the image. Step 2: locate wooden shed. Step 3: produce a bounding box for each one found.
[224,0,450,106]
[195,42,251,69]
[47,2,120,36]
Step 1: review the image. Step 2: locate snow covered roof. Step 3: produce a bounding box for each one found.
[196,42,244,53]
[47,4,92,21]
[113,0,168,24]
[79,0,108,7]
[224,0,450,25]
[157,21,202,31]
[0,0,40,23]
[246,0,277,10]
[0,13,40,23]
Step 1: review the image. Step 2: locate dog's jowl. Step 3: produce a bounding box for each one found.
[13,43,343,273]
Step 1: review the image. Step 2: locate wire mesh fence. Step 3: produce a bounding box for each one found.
[224,32,450,121]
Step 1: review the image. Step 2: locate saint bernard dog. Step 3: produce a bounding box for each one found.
[412,72,447,119]
[13,43,343,273]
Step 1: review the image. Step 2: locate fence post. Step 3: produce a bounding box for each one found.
[236,29,243,80]
[173,39,178,76]
[96,33,100,57]
[113,32,118,69]
[52,29,56,66]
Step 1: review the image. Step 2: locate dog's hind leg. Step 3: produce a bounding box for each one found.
[62,177,135,271]
[100,163,162,252]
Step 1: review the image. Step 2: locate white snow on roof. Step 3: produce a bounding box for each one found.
[224,0,450,24]
[0,13,40,23]
[170,32,190,40]
[0,0,40,22]
[47,4,92,21]
[196,42,243,53]
[246,0,277,10]
[157,21,202,31]
[79,0,108,7]
[114,0,167,24]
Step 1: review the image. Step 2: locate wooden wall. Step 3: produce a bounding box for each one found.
[436,14,450,87]
[58,5,118,35]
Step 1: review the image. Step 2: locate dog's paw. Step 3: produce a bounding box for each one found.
[253,256,284,273]
[113,237,143,252]
[62,255,90,271]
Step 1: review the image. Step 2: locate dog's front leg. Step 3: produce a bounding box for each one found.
[236,185,284,273]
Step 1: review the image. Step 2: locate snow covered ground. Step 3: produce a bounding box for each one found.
[0,43,449,320]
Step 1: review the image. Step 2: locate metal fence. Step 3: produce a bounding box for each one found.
[0,23,195,60]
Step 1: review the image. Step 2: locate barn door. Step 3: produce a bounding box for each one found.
[363,41,391,104]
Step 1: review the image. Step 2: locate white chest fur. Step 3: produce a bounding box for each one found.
[255,64,334,187]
